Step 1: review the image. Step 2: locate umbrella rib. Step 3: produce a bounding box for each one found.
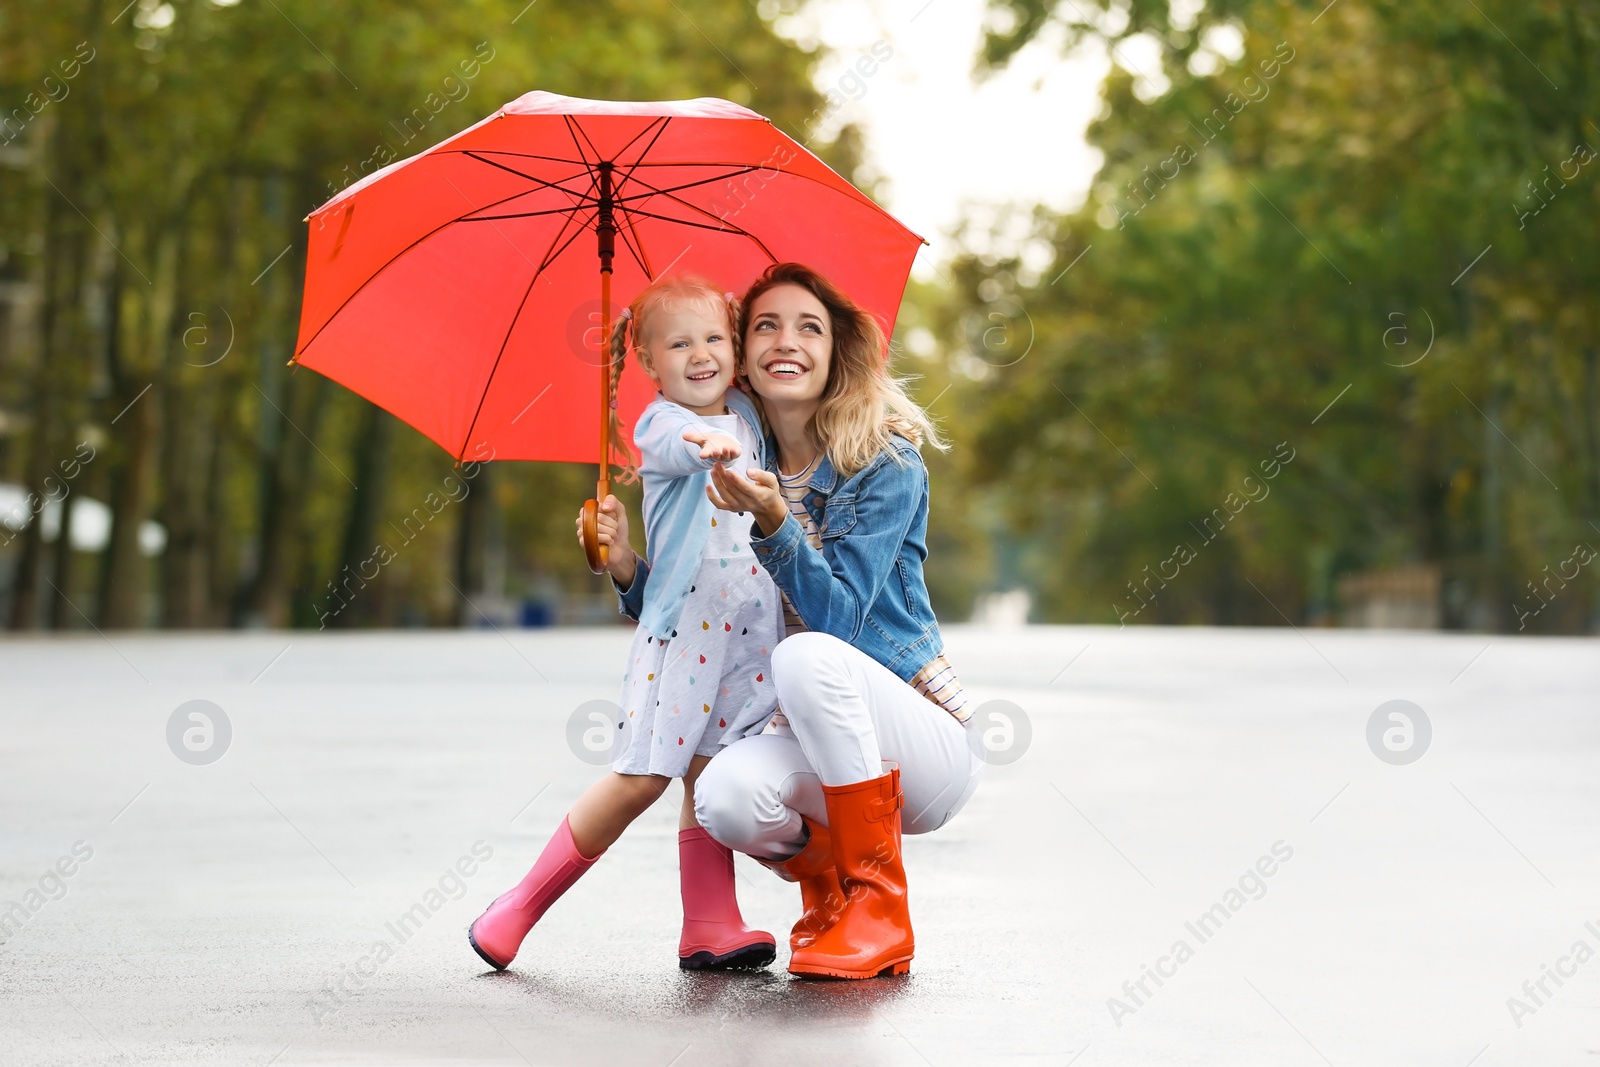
[609,117,674,200]
[613,166,759,204]
[458,203,601,456]
[439,148,596,167]
[456,263,550,462]
[447,151,907,242]
[562,115,600,174]
[613,214,655,278]
[608,115,673,171]
[538,206,599,273]
[462,151,597,206]
[469,155,761,169]
[461,205,602,223]
[295,184,578,358]
[615,192,779,263]
[614,206,753,234]
[626,158,916,235]
[603,117,687,278]
[614,159,769,166]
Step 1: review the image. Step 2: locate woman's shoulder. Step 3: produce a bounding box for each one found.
[838,434,925,494]
[871,434,925,473]
[885,433,923,462]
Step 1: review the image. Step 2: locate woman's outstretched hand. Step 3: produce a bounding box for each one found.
[577,494,637,586]
[708,464,788,538]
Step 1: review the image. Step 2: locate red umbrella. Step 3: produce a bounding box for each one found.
[293,91,925,571]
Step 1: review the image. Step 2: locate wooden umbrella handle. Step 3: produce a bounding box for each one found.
[582,497,607,574]
[582,267,614,575]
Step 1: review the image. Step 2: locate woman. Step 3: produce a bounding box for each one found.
[582,262,981,980]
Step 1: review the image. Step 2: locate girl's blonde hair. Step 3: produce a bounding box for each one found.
[739,262,947,479]
[605,275,741,486]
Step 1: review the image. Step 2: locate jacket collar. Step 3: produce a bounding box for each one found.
[808,451,839,493]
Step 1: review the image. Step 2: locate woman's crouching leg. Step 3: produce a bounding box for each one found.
[693,733,825,863]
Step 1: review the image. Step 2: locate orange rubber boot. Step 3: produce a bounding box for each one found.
[758,817,845,951]
[787,765,912,979]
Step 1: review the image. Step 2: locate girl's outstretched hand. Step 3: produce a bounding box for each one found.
[576,494,637,582]
[681,427,742,462]
[707,464,787,538]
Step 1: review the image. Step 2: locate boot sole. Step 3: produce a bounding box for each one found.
[788,956,911,980]
[467,923,511,972]
[679,940,777,972]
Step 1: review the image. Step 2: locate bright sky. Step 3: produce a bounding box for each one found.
[778,0,1113,275]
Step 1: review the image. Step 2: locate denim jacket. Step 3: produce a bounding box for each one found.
[613,431,947,685]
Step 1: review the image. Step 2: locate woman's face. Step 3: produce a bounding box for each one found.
[743,283,832,405]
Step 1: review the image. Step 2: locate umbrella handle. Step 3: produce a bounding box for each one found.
[586,176,617,577]
[581,497,608,574]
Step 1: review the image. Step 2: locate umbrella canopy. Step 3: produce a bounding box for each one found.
[293,91,926,467]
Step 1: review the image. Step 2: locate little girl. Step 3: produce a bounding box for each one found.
[469,276,783,972]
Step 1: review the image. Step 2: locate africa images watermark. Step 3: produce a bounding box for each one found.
[1111,41,1297,229]
[1512,136,1596,231]
[312,446,494,629]
[0,41,96,147]
[1505,918,1600,1030]
[709,40,893,223]
[1107,840,1296,1027]
[1512,540,1595,631]
[1115,441,1296,624]
[0,841,95,947]
[308,840,494,1025]
[0,441,97,549]
[317,41,497,205]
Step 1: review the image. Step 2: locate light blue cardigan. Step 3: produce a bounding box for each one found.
[633,387,766,639]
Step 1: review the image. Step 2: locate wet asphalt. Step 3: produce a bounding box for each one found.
[1,624,1596,1065]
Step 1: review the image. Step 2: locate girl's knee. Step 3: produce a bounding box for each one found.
[613,771,671,810]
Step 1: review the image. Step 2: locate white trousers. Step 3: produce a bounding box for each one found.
[694,631,983,862]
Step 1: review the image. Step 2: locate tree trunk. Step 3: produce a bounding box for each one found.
[96,227,175,631]
[329,400,393,628]
[203,386,235,626]
[455,463,492,626]
[157,373,209,627]
[238,368,329,627]
[97,380,159,628]
[8,125,83,630]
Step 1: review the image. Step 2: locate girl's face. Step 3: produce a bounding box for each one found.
[743,283,832,406]
[637,301,735,416]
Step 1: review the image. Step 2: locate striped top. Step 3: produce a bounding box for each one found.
[769,455,970,726]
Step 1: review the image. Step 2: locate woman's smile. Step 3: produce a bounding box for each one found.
[761,358,808,379]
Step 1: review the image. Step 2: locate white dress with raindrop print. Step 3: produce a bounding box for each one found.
[612,411,783,778]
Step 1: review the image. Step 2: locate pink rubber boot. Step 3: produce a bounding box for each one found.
[677,827,777,971]
[468,815,602,970]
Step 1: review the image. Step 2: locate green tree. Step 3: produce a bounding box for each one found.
[929,0,1599,631]
[1,0,856,629]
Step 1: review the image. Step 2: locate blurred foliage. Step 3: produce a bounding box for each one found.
[4,0,1593,636]
[0,0,857,629]
[917,0,1600,631]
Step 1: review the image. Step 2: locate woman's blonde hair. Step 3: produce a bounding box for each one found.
[605,275,741,486]
[739,262,947,479]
